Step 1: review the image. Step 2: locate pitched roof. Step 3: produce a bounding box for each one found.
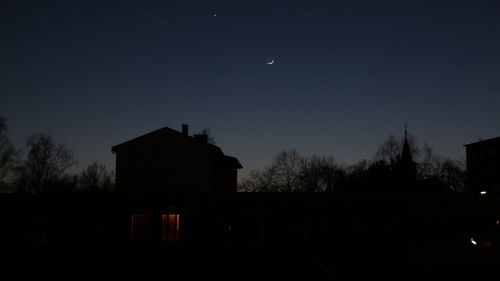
[111,127,242,169]
[465,136,500,147]
[112,127,219,152]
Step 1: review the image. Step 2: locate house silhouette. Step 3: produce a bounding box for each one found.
[466,136,500,193]
[111,124,242,192]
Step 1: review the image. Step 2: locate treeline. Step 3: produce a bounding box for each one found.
[0,117,113,193]
[239,135,466,192]
[1,115,466,193]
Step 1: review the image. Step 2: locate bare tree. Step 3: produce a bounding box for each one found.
[22,133,76,192]
[239,136,465,193]
[374,135,400,165]
[298,155,341,192]
[439,159,466,192]
[238,166,277,192]
[79,161,114,192]
[0,117,18,192]
[299,155,326,192]
[320,157,346,192]
[273,150,301,192]
[239,151,345,192]
[238,150,300,192]
[417,145,465,191]
[374,134,419,166]
[418,145,442,179]
[193,128,216,144]
[346,160,369,183]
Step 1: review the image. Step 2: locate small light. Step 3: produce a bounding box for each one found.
[480,191,487,195]
[496,220,499,225]
[471,238,477,245]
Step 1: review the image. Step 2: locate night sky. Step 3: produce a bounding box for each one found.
[2,0,500,177]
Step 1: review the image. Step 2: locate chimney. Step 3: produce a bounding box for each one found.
[181,124,189,135]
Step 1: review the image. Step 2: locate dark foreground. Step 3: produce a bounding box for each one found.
[2,192,500,280]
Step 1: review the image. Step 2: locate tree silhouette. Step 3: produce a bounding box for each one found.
[193,128,216,144]
[298,155,341,192]
[0,117,18,192]
[240,132,465,193]
[79,161,114,192]
[373,134,464,192]
[238,150,301,192]
[273,150,301,192]
[239,167,277,192]
[374,134,419,166]
[418,145,443,179]
[20,133,76,192]
[418,145,465,191]
[239,151,344,192]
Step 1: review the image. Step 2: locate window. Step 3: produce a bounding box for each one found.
[131,214,151,240]
[162,213,180,242]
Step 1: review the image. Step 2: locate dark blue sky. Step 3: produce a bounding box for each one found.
[2,0,500,177]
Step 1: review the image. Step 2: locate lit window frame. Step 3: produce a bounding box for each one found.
[161,209,180,242]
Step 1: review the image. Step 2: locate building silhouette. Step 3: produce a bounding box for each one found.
[396,126,417,189]
[111,124,242,192]
[466,136,500,193]
[2,127,499,280]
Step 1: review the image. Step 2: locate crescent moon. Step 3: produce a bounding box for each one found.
[266,59,275,65]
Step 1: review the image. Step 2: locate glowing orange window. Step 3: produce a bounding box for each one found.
[130,214,151,240]
[162,213,180,242]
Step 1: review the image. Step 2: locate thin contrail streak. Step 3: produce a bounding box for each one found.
[304,2,331,16]
[143,12,176,29]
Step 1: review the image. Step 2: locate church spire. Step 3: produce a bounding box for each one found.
[401,124,413,162]
[397,124,417,188]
